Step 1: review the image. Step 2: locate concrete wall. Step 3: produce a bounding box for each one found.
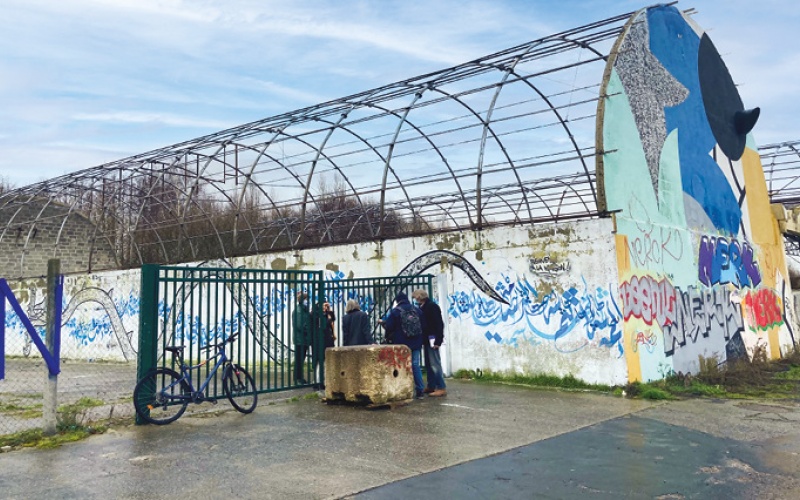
[2,220,627,385]
[599,5,798,381]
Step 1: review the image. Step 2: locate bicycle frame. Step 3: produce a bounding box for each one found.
[163,344,231,403]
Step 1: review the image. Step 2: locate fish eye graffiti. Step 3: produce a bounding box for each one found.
[599,5,796,380]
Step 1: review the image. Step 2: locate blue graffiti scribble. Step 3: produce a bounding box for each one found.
[484,331,503,343]
[66,316,112,346]
[450,276,623,356]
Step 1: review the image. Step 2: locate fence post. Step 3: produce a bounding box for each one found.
[136,264,160,425]
[43,259,60,435]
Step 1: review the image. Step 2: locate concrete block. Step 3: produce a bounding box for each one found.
[325,345,414,405]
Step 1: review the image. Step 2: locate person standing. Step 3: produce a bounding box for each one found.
[292,291,312,385]
[413,289,447,397]
[322,301,337,349]
[310,301,332,389]
[341,299,374,346]
[379,292,425,399]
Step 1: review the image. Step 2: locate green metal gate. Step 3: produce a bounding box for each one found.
[322,274,435,346]
[137,265,325,399]
[137,264,434,401]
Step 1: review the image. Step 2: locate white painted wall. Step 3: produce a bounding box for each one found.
[3,219,627,385]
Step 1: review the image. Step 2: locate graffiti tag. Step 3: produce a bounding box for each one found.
[742,288,783,331]
[528,256,570,277]
[663,286,743,356]
[698,235,761,288]
[619,275,677,327]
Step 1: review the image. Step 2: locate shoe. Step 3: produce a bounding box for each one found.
[415,391,425,400]
[429,389,447,397]
[423,388,435,394]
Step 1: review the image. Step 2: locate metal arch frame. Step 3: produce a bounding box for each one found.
[0,7,683,277]
[367,100,474,227]
[760,140,800,206]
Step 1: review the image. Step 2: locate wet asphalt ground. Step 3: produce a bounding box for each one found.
[1,380,799,499]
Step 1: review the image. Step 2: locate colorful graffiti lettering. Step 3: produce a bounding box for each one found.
[698,236,761,288]
[632,331,657,354]
[619,275,676,327]
[663,286,743,356]
[742,288,783,332]
[449,276,623,355]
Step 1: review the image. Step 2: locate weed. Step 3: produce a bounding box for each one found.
[0,401,43,419]
[453,369,611,392]
[774,365,800,380]
[640,387,671,400]
[57,397,105,431]
[0,425,106,450]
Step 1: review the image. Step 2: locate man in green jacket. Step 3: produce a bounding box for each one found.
[293,291,312,384]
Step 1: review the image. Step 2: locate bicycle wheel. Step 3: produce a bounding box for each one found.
[223,364,258,413]
[133,368,190,425]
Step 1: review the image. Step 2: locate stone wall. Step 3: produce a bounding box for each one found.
[0,199,117,278]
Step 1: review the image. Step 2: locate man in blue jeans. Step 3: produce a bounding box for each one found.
[379,292,425,399]
[413,289,447,397]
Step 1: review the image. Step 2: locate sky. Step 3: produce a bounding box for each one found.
[0,0,797,188]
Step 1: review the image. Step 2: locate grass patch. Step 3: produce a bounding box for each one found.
[57,397,106,431]
[453,369,612,392]
[452,347,800,402]
[0,401,43,419]
[774,365,800,380]
[0,425,106,450]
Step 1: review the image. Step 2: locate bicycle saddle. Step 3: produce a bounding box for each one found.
[164,346,186,354]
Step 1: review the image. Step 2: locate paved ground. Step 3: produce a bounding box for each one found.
[1,380,799,499]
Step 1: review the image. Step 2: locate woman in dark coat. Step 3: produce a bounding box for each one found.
[341,299,373,346]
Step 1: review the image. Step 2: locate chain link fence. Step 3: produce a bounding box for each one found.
[0,355,136,436]
[1,275,139,437]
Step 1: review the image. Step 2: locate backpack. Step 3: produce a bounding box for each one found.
[399,307,422,338]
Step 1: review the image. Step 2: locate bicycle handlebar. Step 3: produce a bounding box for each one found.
[200,332,240,351]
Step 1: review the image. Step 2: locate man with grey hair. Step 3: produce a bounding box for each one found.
[342,299,374,346]
[412,289,447,397]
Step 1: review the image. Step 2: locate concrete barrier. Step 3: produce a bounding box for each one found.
[324,345,413,405]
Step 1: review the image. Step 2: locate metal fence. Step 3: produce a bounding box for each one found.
[323,275,435,346]
[1,265,435,435]
[1,272,136,437]
[137,265,327,402]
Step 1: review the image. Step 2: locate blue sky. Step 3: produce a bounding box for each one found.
[0,0,797,187]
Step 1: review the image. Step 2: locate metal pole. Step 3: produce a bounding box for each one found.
[136,264,160,425]
[43,259,60,435]
[436,272,453,377]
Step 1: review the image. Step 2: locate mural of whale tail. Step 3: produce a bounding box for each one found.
[396,250,509,305]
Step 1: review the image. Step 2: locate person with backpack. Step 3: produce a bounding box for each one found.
[378,291,425,399]
[412,288,447,397]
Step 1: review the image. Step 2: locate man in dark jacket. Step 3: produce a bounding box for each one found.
[413,289,447,397]
[342,299,374,346]
[379,292,425,399]
[292,292,312,385]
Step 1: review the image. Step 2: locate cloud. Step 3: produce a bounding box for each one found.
[0,0,798,189]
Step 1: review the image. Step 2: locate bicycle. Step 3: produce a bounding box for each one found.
[133,332,258,425]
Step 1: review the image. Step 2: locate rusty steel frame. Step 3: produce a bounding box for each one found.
[0,7,692,276]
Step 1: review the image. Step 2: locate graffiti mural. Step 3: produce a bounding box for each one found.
[449,275,623,355]
[697,236,761,288]
[600,5,796,379]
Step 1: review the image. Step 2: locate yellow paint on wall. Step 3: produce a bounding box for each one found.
[615,234,642,382]
[742,147,787,359]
